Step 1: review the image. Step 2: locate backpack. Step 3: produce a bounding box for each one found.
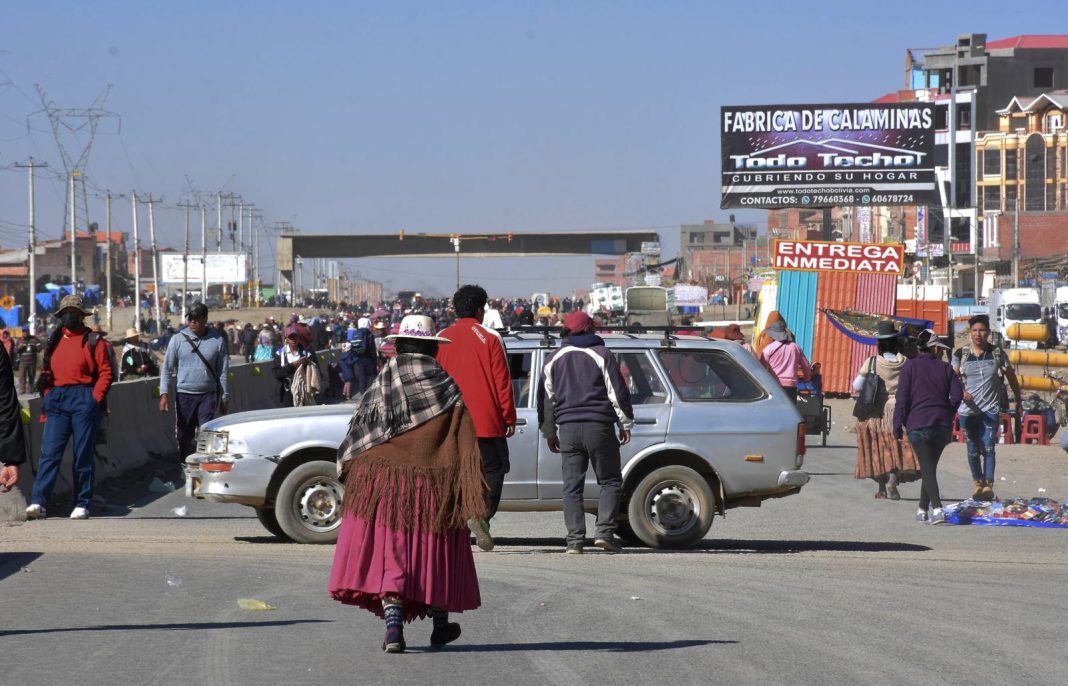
[36,329,107,395]
[351,328,374,357]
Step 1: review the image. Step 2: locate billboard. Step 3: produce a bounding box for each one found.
[773,239,904,275]
[160,253,247,284]
[721,103,937,209]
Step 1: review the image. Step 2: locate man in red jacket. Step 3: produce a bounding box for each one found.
[437,284,516,551]
[27,294,113,520]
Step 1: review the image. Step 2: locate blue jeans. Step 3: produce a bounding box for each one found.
[32,385,101,509]
[960,411,998,481]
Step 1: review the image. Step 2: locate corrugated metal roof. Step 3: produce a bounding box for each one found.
[812,272,860,395]
[987,35,1068,50]
[775,270,818,357]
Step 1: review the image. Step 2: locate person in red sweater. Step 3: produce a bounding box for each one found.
[437,284,516,551]
[26,295,113,520]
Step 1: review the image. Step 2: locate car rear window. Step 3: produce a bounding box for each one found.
[658,349,766,402]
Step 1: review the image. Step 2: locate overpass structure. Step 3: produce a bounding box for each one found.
[275,230,660,285]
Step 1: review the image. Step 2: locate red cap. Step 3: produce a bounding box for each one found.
[562,311,594,333]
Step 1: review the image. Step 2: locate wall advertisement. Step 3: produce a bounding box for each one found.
[721,103,937,209]
[773,239,904,275]
[160,253,247,284]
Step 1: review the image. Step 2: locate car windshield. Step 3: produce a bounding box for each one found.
[1005,303,1041,321]
[1058,304,1068,320]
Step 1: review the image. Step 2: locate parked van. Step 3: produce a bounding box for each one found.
[1055,286,1068,344]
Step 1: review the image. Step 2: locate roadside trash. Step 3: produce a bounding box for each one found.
[172,506,189,517]
[630,596,642,601]
[166,575,183,587]
[1038,488,1047,494]
[149,477,176,493]
[944,497,1068,528]
[237,598,276,611]
[20,566,32,573]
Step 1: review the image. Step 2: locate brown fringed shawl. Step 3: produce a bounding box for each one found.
[337,354,487,533]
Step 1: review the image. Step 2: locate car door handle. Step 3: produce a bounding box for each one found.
[634,418,657,425]
[514,419,527,426]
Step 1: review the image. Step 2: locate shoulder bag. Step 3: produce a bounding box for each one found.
[852,357,881,420]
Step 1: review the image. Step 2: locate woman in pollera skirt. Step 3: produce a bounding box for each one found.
[329,315,486,653]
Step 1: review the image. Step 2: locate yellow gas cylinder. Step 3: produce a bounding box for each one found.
[1008,349,1068,367]
[1006,322,1049,342]
[1015,375,1068,392]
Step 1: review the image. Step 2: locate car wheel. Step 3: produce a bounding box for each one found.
[274,461,344,544]
[255,506,290,541]
[626,465,715,549]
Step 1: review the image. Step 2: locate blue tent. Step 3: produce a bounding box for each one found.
[36,292,58,311]
[0,306,21,328]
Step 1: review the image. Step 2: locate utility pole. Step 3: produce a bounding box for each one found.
[15,159,46,335]
[142,195,163,330]
[179,201,195,320]
[131,193,141,333]
[1013,196,1020,288]
[216,191,224,253]
[452,235,461,290]
[104,191,113,332]
[69,171,78,290]
[200,204,208,305]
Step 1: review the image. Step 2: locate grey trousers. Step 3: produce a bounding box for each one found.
[558,422,622,545]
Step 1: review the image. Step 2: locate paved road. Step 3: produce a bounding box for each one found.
[2,429,1067,685]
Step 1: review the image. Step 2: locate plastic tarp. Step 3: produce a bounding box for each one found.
[1,306,20,328]
[944,498,1068,528]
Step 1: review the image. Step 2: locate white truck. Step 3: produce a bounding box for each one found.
[989,288,1044,349]
[1055,286,1068,345]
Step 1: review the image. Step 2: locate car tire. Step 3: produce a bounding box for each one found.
[274,461,344,544]
[626,465,715,549]
[255,506,290,541]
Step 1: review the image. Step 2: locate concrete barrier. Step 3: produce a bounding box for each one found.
[4,347,343,518]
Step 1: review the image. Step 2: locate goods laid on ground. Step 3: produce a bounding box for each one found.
[944,497,1068,528]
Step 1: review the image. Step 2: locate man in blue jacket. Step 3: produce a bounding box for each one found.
[537,311,633,554]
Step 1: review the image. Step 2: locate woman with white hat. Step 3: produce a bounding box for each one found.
[329,314,485,653]
[119,328,157,380]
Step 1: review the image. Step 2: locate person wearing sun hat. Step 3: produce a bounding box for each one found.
[893,328,963,525]
[26,294,113,521]
[852,320,922,501]
[759,319,812,402]
[119,327,157,380]
[722,322,755,356]
[329,314,485,653]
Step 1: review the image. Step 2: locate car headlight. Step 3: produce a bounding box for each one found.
[196,430,229,454]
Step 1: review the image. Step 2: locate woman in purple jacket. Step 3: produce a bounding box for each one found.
[892,329,964,525]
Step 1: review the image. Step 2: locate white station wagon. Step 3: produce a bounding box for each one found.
[185,330,809,548]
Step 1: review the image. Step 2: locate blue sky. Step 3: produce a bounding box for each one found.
[0,1,1060,297]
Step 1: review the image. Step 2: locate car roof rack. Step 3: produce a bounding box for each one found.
[508,324,713,348]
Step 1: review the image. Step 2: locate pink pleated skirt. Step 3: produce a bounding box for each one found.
[328,513,481,623]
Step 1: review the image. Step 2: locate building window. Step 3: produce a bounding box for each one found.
[1047,183,1056,210]
[958,104,971,128]
[1026,134,1046,211]
[689,233,704,244]
[1006,185,1018,209]
[1034,67,1054,89]
[1048,144,1057,178]
[983,185,1001,212]
[983,149,1000,176]
[1048,113,1065,133]
[1005,149,1018,179]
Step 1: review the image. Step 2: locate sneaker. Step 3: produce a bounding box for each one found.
[70,506,90,520]
[594,537,623,553]
[467,518,494,552]
[915,508,928,522]
[928,508,946,525]
[25,504,46,520]
[565,544,584,555]
[430,622,462,649]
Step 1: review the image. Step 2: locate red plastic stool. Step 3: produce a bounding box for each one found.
[1019,414,1049,445]
[951,414,965,443]
[997,413,1015,444]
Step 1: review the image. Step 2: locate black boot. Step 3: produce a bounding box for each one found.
[429,607,461,649]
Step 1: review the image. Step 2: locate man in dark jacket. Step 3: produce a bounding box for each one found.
[16,330,41,394]
[0,336,26,492]
[537,311,633,554]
